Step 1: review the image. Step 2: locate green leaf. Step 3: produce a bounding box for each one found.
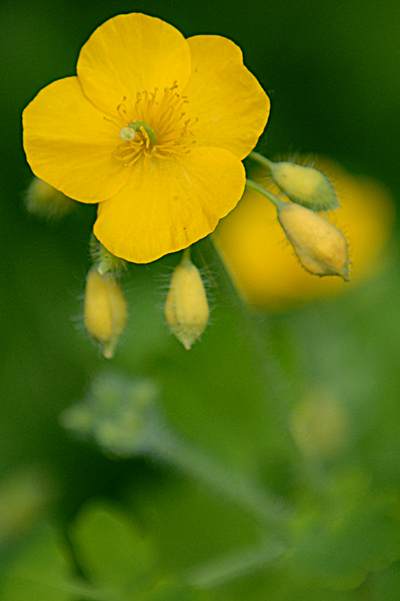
[288,489,400,589]
[70,501,156,599]
[0,523,73,601]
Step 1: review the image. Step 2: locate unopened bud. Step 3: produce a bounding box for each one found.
[269,161,339,210]
[25,177,75,218]
[84,268,127,359]
[290,391,350,459]
[278,202,350,280]
[60,373,161,456]
[165,250,209,350]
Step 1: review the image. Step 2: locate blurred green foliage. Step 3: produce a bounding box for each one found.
[1,0,400,598]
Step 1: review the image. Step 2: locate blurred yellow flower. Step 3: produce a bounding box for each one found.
[23,13,269,263]
[215,159,395,310]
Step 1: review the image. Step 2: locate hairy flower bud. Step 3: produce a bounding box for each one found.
[269,160,339,210]
[25,177,75,219]
[165,250,209,349]
[84,268,127,359]
[277,202,349,280]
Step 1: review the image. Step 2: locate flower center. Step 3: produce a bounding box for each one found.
[112,82,197,167]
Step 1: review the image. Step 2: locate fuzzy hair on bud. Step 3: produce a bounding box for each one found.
[84,268,127,359]
[25,177,75,219]
[165,250,209,349]
[277,202,349,280]
[269,161,339,211]
[89,236,127,276]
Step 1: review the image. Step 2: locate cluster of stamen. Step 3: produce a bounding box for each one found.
[109,81,197,168]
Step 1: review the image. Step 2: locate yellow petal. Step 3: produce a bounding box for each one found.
[93,147,245,263]
[23,77,129,202]
[77,13,191,115]
[183,36,269,159]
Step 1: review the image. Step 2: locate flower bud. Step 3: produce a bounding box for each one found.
[25,177,75,219]
[277,202,349,280]
[269,161,339,210]
[290,391,350,459]
[84,268,127,359]
[165,250,209,349]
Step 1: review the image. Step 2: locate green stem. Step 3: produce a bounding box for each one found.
[245,178,285,211]
[149,423,290,526]
[181,246,192,262]
[184,539,287,588]
[197,235,295,462]
[40,578,129,601]
[249,151,274,171]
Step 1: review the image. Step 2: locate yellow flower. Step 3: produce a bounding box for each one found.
[215,158,395,310]
[22,13,269,263]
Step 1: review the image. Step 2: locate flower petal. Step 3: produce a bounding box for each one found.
[183,36,269,159]
[77,13,191,115]
[93,148,245,263]
[23,77,129,202]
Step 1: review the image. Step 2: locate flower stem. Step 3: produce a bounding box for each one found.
[245,178,285,211]
[42,572,129,601]
[249,151,274,171]
[148,423,290,526]
[184,539,287,588]
[198,235,293,425]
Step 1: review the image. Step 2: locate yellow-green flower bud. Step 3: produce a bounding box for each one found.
[277,202,350,280]
[25,177,75,219]
[290,391,350,459]
[84,268,127,359]
[165,250,209,349]
[269,160,339,210]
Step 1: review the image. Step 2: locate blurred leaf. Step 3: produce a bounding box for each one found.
[129,474,264,575]
[70,501,156,598]
[287,478,400,589]
[0,523,73,601]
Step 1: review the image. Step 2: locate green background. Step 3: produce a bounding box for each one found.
[1,0,400,599]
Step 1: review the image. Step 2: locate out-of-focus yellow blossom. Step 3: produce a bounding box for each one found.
[215,159,395,310]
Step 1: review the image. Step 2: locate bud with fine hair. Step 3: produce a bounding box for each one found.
[277,202,350,280]
[165,249,209,350]
[268,160,339,211]
[25,177,75,219]
[84,268,127,359]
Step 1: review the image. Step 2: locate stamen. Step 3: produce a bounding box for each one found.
[113,84,197,166]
